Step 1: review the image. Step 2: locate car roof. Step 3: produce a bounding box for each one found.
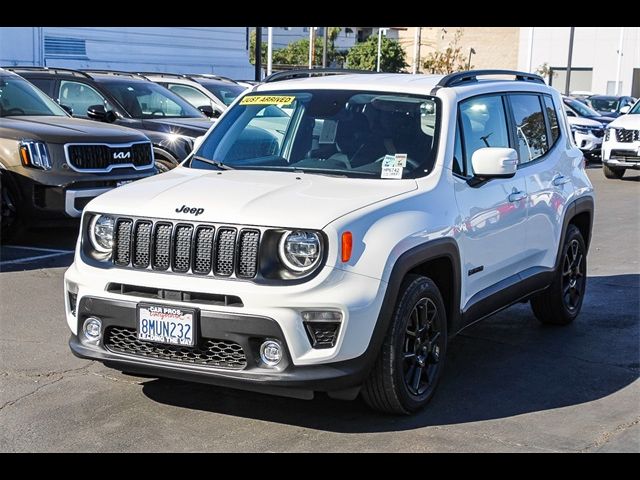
[254,72,550,96]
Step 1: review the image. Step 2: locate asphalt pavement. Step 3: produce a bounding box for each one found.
[1,166,638,452]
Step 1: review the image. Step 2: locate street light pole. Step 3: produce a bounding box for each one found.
[564,26,575,96]
[267,27,273,76]
[255,27,262,82]
[322,27,328,68]
[466,48,476,70]
[412,27,421,74]
[377,28,386,72]
[308,27,315,69]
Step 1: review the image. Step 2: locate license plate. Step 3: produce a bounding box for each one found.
[117,180,133,188]
[137,304,195,346]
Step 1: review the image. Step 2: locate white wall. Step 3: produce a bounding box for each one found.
[0,27,253,79]
[518,27,640,96]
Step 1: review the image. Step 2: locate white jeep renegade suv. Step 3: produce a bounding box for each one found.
[64,69,594,414]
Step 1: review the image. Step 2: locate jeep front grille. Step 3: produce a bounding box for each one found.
[614,129,640,143]
[65,142,153,171]
[112,217,261,279]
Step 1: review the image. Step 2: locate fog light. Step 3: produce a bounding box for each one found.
[260,340,282,367]
[83,317,102,342]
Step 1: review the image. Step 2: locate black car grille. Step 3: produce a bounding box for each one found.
[304,322,341,349]
[113,218,261,279]
[105,326,247,369]
[614,129,640,143]
[66,142,153,170]
[610,150,640,162]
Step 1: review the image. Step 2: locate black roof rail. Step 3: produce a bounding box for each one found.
[2,66,92,79]
[136,71,186,80]
[80,69,147,80]
[185,73,239,84]
[434,69,545,90]
[263,68,376,83]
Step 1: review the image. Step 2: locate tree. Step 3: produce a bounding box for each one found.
[422,28,471,74]
[249,28,345,67]
[345,35,407,72]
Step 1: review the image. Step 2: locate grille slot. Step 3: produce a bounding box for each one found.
[172,225,193,273]
[111,218,260,280]
[615,129,639,143]
[105,326,247,369]
[152,223,173,270]
[66,142,153,170]
[237,229,260,278]
[193,226,215,274]
[215,228,237,276]
[133,221,152,268]
[114,219,132,265]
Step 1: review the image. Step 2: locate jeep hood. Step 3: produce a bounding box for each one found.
[88,167,417,229]
[0,116,147,143]
[607,114,640,130]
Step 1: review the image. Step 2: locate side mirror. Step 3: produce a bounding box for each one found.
[619,105,631,115]
[471,147,518,179]
[60,104,73,116]
[197,105,217,118]
[87,104,116,123]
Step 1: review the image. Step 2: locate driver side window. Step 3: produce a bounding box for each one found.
[459,95,510,176]
[58,80,110,118]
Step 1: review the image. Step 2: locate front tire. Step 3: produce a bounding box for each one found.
[530,224,587,325]
[362,275,447,415]
[603,163,625,179]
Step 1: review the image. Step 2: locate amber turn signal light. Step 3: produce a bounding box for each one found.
[341,231,353,263]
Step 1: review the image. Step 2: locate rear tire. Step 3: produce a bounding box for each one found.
[603,163,625,179]
[530,224,587,325]
[362,275,447,415]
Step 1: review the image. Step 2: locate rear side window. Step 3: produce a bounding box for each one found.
[510,94,548,164]
[543,96,560,145]
[459,95,510,176]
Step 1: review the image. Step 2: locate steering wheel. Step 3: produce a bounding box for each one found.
[4,107,25,116]
[373,155,421,169]
[150,110,166,116]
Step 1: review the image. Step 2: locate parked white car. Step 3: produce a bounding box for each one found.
[566,115,605,158]
[64,69,594,414]
[601,100,640,179]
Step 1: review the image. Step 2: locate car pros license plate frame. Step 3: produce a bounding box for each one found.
[137,304,197,347]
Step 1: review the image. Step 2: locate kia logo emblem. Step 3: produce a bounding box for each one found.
[113,151,131,160]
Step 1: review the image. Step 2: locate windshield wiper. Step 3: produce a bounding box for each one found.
[191,156,234,170]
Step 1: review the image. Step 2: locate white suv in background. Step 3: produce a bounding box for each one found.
[64,69,594,415]
[602,100,640,179]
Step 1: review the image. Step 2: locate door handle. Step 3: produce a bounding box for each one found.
[508,191,527,203]
[553,174,570,186]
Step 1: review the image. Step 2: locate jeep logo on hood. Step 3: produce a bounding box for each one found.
[113,151,131,160]
[176,205,204,216]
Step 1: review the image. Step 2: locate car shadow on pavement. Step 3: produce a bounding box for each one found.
[142,274,639,432]
[0,225,78,273]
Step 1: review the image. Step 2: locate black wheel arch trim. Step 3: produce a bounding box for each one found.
[556,195,594,272]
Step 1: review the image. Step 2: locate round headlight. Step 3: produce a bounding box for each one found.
[89,215,115,254]
[279,231,322,273]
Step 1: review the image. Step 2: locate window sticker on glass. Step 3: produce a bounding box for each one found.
[395,153,407,167]
[381,154,403,179]
[319,119,338,144]
[239,95,296,106]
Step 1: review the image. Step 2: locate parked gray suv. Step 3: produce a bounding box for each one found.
[0,68,155,240]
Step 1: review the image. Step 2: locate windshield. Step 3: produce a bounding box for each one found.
[0,75,68,117]
[590,97,619,113]
[99,79,205,119]
[199,80,247,106]
[190,89,440,179]
[564,97,600,117]
[629,101,640,115]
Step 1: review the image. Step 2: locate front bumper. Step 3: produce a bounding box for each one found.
[69,296,370,398]
[602,140,640,169]
[64,257,388,397]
